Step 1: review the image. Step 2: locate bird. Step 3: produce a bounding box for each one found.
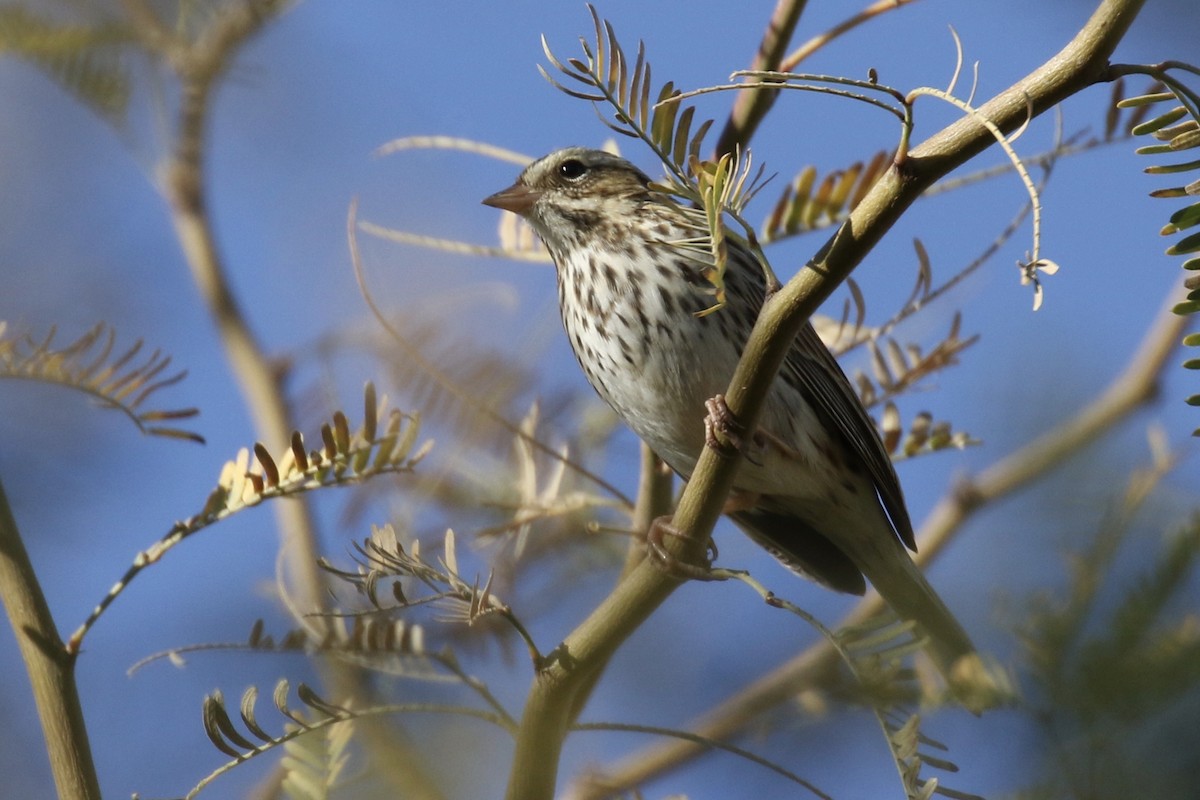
[483,146,975,680]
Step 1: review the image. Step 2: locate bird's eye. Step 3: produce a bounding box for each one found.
[558,158,588,180]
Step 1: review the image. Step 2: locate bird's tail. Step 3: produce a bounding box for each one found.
[733,504,990,702]
[855,540,976,682]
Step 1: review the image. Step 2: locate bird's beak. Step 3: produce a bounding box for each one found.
[482,183,540,216]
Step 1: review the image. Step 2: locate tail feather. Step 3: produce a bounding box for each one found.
[856,543,975,678]
[733,502,975,682]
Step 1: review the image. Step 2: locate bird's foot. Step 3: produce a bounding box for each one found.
[704,394,765,465]
[645,515,720,581]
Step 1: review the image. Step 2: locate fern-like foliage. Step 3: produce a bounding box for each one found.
[1082,517,1200,712]
[320,525,542,663]
[66,382,430,654]
[881,713,973,800]
[192,681,359,800]
[851,313,980,411]
[0,321,202,442]
[189,674,514,800]
[540,5,774,307]
[814,307,980,455]
[838,613,1013,799]
[879,404,977,462]
[202,681,348,762]
[370,311,537,448]
[539,4,711,187]
[200,677,359,799]
[0,4,132,123]
[1117,68,1200,432]
[722,570,1010,799]
[132,589,522,796]
[1015,449,1200,799]
[279,709,353,800]
[815,306,979,458]
[760,151,891,243]
[471,402,625,556]
[129,614,433,679]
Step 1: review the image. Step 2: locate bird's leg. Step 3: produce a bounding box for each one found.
[704,394,769,465]
[705,394,806,465]
[645,515,721,581]
[705,393,751,458]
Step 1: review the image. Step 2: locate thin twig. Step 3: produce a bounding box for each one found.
[573,721,834,800]
[714,0,810,158]
[624,443,675,578]
[779,0,923,73]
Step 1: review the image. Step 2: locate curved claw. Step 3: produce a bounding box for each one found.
[704,394,766,466]
[645,515,720,581]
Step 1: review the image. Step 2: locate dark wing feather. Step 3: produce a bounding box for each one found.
[781,323,916,550]
[730,506,867,594]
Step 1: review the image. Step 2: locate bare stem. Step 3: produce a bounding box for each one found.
[623,442,675,578]
[124,0,324,622]
[122,3,447,797]
[779,0,922,73]
[0,479,100,800]
[562,443,678,729]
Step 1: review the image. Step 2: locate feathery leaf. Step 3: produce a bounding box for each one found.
[0,321,203,442]
[1123,70,1200,430]
[66,383,428,654]
[0,6,132,123]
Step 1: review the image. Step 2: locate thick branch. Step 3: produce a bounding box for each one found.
[622,443,675,577]
[672,0,1147,635]
[504,1,1146,798]
[0,479,100,800]
[572,277,1188,797]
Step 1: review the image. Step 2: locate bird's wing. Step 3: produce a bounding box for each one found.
[779,322,916,550]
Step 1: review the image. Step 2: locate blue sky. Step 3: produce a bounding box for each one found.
[1,2,1198,798]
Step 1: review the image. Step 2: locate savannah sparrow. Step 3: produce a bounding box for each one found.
[483,147,974,676]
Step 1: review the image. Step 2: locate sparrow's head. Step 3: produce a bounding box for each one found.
[483,147,654,253]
